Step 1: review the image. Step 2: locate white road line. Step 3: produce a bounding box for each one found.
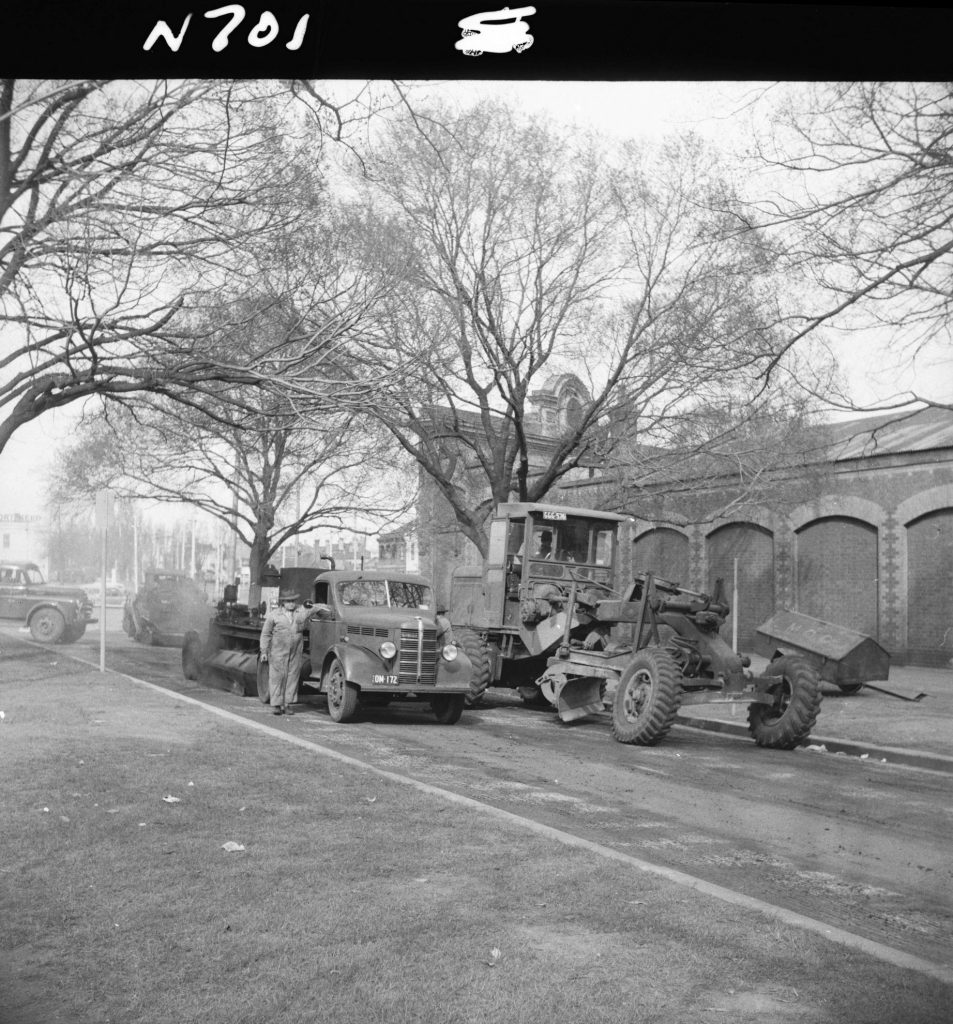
[42,649,953,988]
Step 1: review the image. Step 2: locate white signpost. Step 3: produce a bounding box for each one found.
[94,489,115,672]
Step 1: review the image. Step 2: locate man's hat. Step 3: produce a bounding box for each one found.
[278,590,299,602]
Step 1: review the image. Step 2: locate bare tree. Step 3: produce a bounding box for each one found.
[0,78,383,454]
[354,100,816,558]
[49,236,413,601]
[55,398,409,598]
[748,82,953,409]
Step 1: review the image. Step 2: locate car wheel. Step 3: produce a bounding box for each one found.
[30,608,66,644]
[60,623,86,644]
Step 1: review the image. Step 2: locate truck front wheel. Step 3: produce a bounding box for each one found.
[325,658,359,722]
[431,693,465,724]
[611,647,682,745]
[30,608,66,644]
[747,656,821,749]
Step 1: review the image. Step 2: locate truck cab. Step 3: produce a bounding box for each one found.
[306,570,473,722]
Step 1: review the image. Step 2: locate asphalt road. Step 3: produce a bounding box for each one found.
[11,613,953,974]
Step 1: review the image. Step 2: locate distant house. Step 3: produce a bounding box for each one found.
[0,513,47,573]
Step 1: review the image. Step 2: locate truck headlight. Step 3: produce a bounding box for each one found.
[379,640,397,660]
[442,644,458,662]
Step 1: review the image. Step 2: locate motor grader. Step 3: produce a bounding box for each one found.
[450,502,822,749]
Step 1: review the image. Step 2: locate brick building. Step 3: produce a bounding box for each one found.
[418,394,953,667]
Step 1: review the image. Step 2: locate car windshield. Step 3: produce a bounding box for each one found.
[25,568,44,584]
[337,579,432,609]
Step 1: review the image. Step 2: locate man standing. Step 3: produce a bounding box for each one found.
[259,589,309,715]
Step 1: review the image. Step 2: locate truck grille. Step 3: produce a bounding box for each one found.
[399,625,438,686]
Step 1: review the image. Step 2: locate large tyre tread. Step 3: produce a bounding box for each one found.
[747,656,822,749]
[458,630,491,707]
[611,647,682,746]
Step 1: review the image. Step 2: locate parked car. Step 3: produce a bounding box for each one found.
[0,561,97,643]
[123,570,209,646]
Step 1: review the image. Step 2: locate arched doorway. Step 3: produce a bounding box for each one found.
[706,523,774,651]
[906,509,953,665]
[632,527,690,586]
[796,516,879,638]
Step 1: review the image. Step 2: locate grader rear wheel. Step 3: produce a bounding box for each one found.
[458,630,490,707]
[611,647,682,745]
[747,656,822,749]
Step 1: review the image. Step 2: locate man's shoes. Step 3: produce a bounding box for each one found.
[284,706,294,716]
[272,707,283,715]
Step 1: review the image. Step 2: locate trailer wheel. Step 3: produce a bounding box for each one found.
[458,630,490,707]
[325,657,359,722]
[256,658,271,703]
[431,693,465,724]
[611,647,682,745]
[30,607,66,644]
[747,656,821,749]
[182,631,204,681]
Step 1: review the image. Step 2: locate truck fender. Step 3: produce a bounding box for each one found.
[435,647,473,684]
[318,644,385,689]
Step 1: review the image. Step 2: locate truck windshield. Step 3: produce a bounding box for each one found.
[337,580,432,609]
[25,568,44,584]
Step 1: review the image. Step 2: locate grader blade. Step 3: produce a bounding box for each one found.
[540,673,606,722]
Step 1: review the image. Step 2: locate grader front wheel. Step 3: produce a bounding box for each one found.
[611,647,682,745]
[747,656,822,749]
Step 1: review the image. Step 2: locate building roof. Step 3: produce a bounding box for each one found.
[822,406,953,461]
